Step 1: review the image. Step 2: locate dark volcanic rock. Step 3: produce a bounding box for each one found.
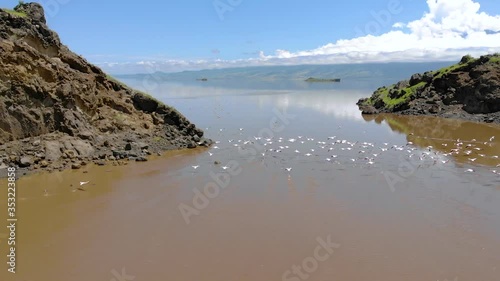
[0,3,211,177]
[136,156,148,162]
[360,105,379,115]
[409,73,423,86]
[132,93,159,113]
[357,54,500,123]
[124,143,133,151]
[16,3,46,24]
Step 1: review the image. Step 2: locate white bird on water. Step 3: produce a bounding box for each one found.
[222,166,229,170]
[192,165,199,169]
[285,168,292,172]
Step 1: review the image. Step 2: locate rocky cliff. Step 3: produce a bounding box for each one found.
[0,3,211,175]
[357,54,500,123]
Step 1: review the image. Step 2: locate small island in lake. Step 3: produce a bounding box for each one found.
[305,77,341,82]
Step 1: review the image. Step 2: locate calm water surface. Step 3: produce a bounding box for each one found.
[1,78,499,281]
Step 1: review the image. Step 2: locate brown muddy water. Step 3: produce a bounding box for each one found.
[1,79,500,281]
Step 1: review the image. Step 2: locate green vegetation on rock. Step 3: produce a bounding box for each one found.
[490,55,500,64]
[358,53,500,123]
[366,81,427,110]
[2,1,29,17]
[2,8,27,17]
[429,55,478,79]
[432,63,468,79]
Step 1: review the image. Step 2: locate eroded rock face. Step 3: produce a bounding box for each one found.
[0,3,211,176]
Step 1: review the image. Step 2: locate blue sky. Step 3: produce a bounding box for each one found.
[3,0,500,73]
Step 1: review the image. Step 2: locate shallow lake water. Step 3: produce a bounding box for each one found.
[1,77,499,281]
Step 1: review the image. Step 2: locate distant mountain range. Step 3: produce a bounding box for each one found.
[116,62,457,92]
[117,62,455,82]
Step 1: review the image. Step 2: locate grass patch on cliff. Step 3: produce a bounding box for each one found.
[2,8,27,17]
[363,54,498,112]
[367,81,426,110]
[432,64,465,79]
[384,93,408,108]
[432,55,479,79]
[489,56,500,64]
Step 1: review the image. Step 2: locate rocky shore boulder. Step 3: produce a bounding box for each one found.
[0,3,212,176]
[357,54,500,123]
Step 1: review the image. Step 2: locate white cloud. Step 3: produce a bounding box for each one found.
[392,22,405,28]
[99,0,500,74]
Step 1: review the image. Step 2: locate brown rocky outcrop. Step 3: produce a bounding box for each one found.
[0,3,211,176]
